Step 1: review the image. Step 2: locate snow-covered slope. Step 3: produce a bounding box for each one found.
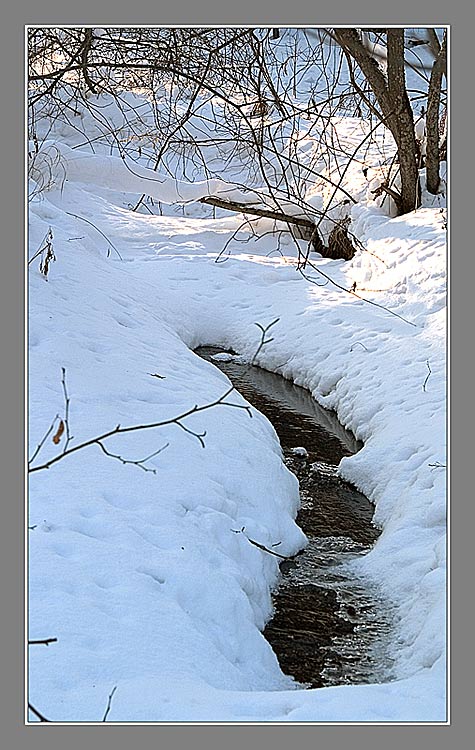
[28,168,446,722]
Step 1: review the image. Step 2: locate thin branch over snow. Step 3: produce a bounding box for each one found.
[252,318,281,365]
[96,440,170,473]
[231,527,293,560]
[65,211,123,260]
[28,638,58,646]
[28,703,50,722]
[29,381,252,474]
[102,686,118,722]
[422,360,432,391]
[28,414,60,465]
[60,367,73,452]
[299,259,418,328]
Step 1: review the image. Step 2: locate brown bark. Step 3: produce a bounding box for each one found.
[333,28,421,214]
[199,195,317,230]
[387,29,421,213]
[426,28,442,59]
[332,29,394,120]
[81,28,97,93]
[199,196,357,259]
[426,32,447,194]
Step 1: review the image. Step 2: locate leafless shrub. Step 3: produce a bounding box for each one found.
[28,144,66,200]
[28,27,447,231]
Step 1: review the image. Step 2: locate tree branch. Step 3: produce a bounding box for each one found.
[28,703,50,722]
[60,367,73,452]
[102,685,117,722]
[96,440,169,472]
[251,318,280,366]
[29,385,252,474]
[28,414,60,465]
[28,638,58,646]
[64,211,123,260]
[300,258,417,327]
[426,28,442,59]
[231,527,293,560]
[422,360,432,391]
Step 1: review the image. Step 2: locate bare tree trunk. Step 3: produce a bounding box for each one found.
[333,28,421,214]
[425,28,442,59]
[81,28,97,93]
[386,29,421,213]
[426,32,447,194]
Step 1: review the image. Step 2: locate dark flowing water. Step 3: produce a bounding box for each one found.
[196,347,395,689]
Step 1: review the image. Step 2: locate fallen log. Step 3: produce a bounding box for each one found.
[199,195,355,260]
[200,195,317,230]
[199,195,325,253]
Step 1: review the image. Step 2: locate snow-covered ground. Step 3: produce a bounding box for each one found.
[28,30,447,723]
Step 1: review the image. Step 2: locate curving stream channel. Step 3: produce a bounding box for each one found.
[196,346,396,690]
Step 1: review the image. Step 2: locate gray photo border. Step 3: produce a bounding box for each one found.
[2,0,471,748]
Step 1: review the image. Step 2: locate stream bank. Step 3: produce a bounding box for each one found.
[196,346,396,689]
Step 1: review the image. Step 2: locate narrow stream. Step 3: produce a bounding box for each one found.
[196,346,396,689]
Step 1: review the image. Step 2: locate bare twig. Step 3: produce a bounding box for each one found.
[251,318,280,365]
[38,229,56,279]
[246,535,291,560]
[28,229,53,266]
[299,260,417,327]
[28,414,60,465]
[231,527,292,560]
[422,360,432,391]
[28,703,50,722]
[176,421,208,447]
[214,216,262,264]
[96,440,169,473]
[29,368,72,462]
[65,211,123,260]
[29,385,252,474]
[61,367,73,452]
[28,638,58,646]
[30,316,263,477]
[102,685,117,722]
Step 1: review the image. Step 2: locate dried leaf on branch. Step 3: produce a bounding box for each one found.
[52,420,65,445]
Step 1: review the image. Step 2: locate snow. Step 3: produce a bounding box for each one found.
[28,30,447,723]
[211,352,236,363]
[290,447,309,458]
